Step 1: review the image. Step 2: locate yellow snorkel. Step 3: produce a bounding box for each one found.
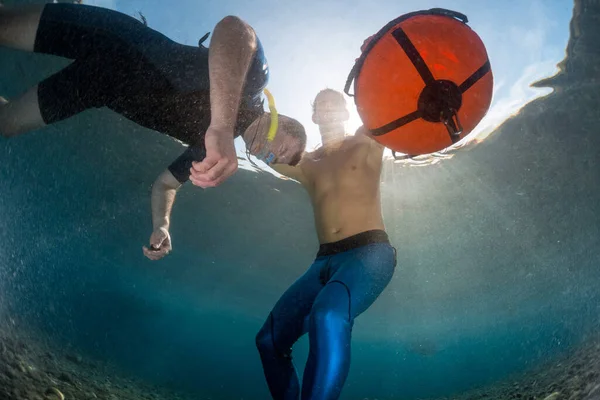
[247,88,279,166]
[263,88,279,142]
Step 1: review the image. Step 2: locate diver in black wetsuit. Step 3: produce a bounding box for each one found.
[0,2,306,258]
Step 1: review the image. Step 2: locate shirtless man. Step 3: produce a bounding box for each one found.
[0,3,306,258]
[249,89,397,399]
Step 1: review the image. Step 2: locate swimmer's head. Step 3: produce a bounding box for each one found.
[243,114,306,166]
[312,89,350,127]
[312,89,349,145]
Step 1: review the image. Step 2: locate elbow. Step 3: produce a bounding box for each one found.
[215,15,257,49]
[153,171,182,192]
[217,15,249,30]
[151,179,168,196]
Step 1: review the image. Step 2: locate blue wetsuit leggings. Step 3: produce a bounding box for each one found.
[256,230,397,399]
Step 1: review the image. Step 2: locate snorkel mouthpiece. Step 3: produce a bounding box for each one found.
[264,152,275,164]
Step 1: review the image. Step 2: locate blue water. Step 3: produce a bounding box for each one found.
[1,0,600,399]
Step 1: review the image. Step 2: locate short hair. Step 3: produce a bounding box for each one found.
[311,88,347,114]
[278,114,307,147]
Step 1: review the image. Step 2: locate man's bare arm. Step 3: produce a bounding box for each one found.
[208,16,257,132]
[151,169,181,230]
[143,170,182,260]
[189,16,258,188]
[355,126,385,166]
[270,161,307,186]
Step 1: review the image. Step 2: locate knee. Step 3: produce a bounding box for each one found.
[215,15,257,49]
[256,318,293,361]
[0,104,14,138]
[0,128,18,138]
[0,115,19,138]
[255,322,274,355]
[0,99,34,138]
[0,124,17,138]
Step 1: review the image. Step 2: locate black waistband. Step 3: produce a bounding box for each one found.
[317,229,389,257]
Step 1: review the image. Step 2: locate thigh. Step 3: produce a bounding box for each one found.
[264,258,329,350]
[324,242,397,320]
[0,85,45,137]
[37,58,110,124]
[34,3,160,60]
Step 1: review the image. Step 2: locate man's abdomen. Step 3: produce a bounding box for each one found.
[313,192,385,244]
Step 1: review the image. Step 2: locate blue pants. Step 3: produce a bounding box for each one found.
[256,230,397,399]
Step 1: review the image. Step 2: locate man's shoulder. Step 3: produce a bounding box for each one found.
[351,128,384,150]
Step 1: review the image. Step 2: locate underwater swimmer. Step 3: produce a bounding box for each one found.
[0,3,306,258]
[255,88,397,399]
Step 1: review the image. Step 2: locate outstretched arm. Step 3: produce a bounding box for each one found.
[270,157,307,186]
[189,16,258,189]
[143,169,182,260]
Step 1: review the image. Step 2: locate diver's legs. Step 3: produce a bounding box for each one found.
[1,57,103,138]
[256,258,328,400]
[0,4,47,137]
[0,4,44,51]
[0,86,46,138]
[301,242,396,400]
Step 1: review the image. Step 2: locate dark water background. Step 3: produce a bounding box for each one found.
[1,0,599,399]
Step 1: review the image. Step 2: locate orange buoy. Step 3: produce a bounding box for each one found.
[345,8,493,157]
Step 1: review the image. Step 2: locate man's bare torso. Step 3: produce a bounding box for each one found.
[299,132,385,244]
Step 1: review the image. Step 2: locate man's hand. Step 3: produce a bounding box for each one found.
[142,227,172,261]
[189,126,238,188]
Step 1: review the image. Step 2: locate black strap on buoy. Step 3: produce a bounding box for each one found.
[391,152,416,161]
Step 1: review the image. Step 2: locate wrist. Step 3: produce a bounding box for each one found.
[208,122,236,134]
[154,219,170,231]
